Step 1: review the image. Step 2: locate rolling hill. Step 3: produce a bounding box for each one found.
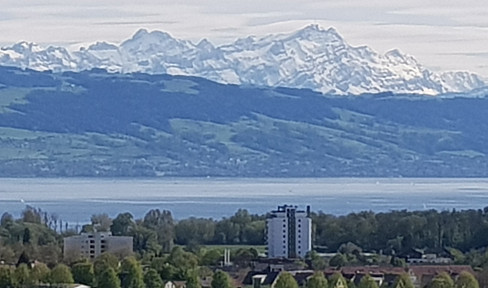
[0,66,487,177]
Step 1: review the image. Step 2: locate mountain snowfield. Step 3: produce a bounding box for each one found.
[0,24,485,95]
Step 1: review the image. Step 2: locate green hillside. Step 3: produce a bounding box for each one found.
[0,66,487,177]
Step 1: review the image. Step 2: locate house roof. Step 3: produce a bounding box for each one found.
[292,272,314,286]
[408,265,474,277]
[325,266,407,277]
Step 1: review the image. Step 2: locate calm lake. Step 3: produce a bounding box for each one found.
[1,178,488,224]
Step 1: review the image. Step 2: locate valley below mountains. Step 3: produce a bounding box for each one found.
[0,66,487,177]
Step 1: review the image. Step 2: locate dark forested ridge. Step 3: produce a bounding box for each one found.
[0,66,487,177]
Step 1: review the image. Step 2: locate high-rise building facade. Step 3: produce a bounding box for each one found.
[266,205,312,258]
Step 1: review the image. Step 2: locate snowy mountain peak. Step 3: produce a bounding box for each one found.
[292,24,343,42]
[0,25,485,95]
[7,41,43,54]
[87,42,118,51]
[197,38,213,49]
[131,28,150,39]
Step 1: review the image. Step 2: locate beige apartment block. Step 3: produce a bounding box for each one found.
[64,231,133,260]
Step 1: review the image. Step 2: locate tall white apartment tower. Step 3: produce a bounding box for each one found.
[266,205,312,258]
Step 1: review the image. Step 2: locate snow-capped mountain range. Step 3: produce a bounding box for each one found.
[0,24,485,95]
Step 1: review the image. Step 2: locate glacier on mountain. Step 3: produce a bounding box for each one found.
[0,25,485,95]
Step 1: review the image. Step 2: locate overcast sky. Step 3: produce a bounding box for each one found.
[1,0,488,76]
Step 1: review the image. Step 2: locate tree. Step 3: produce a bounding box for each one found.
[120,257,144,288]
[167,247,198,280]
[94,253,119,278]
[0,213,13,227]
[211,270,232,288]
[31,263,50,285]
[91,213,113,232]
[307,251,327,271]
[329,273,348,288]
[175,218,216,245]
[390,257,406,268]
[0,246,15,264]
[455,271,479,288]
[49,264,74,286]
[200,249,223,266]
[21,206,42,224]
[429,272,454,288]
[329,254,347,267]
[0,266,14,288]
[143,209,174,253]
[13,263,31,288]
[22,228,31,245]
[186,270,202,288]
[392,273,414,288]
[358,275,378,288]
[72,261,95,286]
[275,272,298,288]
[307,272,328,288]
[111,213,134,236]
[98,267,121,288]
[232,248,258,267]
[144,268,163,288]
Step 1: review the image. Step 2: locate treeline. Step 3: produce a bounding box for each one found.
[4,207,488,266]
[0,252,236,288]
[313,208,488,253]
[108,207,488,257]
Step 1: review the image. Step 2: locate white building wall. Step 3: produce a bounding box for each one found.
[295,217,312,258]
[267,205,311,259]
[267,213,289,258]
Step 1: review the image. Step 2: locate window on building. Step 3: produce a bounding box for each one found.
[283,224,286,227]
[283,235,286,238]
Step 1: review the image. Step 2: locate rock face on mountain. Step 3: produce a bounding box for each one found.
[0,25,485,95]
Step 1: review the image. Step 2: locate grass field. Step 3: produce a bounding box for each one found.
[198,244,266,254]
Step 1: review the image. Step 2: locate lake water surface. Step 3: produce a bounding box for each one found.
[1,178,488,224]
